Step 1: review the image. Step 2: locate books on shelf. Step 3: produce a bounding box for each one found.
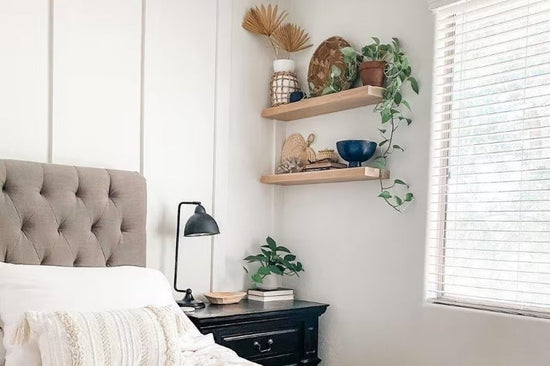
[303,162,347,172]
[247,288,294,302]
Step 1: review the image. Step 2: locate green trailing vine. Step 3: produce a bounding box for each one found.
[342,37,419,212]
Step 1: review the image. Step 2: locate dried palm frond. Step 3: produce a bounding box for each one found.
[272,23,312,53]
[242,4,287,36]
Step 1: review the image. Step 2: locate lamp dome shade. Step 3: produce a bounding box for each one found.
[184,204,220,237]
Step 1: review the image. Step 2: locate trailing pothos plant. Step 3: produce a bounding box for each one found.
[342,37,419,212]
[243,237,304,284]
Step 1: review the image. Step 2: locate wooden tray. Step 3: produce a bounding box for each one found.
[204,292,247,305]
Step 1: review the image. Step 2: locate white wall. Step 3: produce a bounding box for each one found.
[143,0,217,297]
[0,0,49,162]
[52,0,142,171]
[210,0,289,291]
[278,0,550,365]
[0,0,220,296]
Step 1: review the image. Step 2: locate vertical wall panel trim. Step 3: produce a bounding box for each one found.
[209,0,220,292]
[139,0,146,175]
[47,0,54,163]
[211,0,232,291]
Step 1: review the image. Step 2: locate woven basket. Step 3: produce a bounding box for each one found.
[315,149,339,163]
[270,71,300,107]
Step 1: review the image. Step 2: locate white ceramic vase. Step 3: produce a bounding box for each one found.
[256,274,282,290]
[273,59,296,73]
[270,59,300,107]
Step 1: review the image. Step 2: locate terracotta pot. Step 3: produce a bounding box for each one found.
[359,61,386,87]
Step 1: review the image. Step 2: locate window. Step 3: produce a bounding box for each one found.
[426,0,550,317]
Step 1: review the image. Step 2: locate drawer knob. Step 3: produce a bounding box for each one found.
[253,338,274,353]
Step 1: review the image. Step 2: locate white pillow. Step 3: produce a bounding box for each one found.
[23,305,192,366]
[0,263,176,366]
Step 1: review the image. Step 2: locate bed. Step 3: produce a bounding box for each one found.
[0,159,256,366]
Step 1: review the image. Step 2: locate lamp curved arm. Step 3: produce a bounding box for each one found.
[174,201,201,293]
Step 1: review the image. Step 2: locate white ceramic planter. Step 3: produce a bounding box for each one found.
[256,274,282,290]
[273,59,296,72]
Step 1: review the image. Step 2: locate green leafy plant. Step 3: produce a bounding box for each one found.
[341,37,419,212]
[322,62,359,95]
[357,37,391,61]
[243,237,304,284]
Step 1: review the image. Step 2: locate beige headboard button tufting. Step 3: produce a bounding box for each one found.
[0,160,146,267]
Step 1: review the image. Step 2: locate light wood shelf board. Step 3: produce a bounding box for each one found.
[260,167,390,186]
[261,86,384,121]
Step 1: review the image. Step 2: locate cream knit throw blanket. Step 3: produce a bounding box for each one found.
[14,305,256,366]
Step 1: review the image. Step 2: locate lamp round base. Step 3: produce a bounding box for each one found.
[177,299,205,309]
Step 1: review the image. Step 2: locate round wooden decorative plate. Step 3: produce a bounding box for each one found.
[307,36,353,97]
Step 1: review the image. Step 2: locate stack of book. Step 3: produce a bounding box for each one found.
[247,288,294,302]
[303,161,347,172]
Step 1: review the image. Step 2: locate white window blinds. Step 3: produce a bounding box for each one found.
[426,0,550,317]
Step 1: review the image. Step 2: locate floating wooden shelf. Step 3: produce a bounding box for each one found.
[260,167,390,186]
[261,86,384,121]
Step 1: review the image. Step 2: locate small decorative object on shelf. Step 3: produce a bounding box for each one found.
[243,237,304,290]
[314,149,339,163]
[336,140,377,168]
[341,37,419,212]
[276,157,304,174]
[204,292,247,305]
[242,4,312,107]
[308,36,358,96]
[248,288,294,302]
[281,133,316,166]
[270,61,300,106]
[289,90,306,103]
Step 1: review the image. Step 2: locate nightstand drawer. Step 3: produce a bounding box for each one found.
[220,327,301,359]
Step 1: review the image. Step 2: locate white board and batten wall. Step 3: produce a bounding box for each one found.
[0,0,278,296]
[0,0,258,296]
[0,0,49,161]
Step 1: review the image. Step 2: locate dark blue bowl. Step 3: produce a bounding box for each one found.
[336,140,377,167]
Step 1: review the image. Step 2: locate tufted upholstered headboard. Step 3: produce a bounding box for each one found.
[0,160,146,267]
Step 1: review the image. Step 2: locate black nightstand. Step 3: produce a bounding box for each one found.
[186,299,328,366]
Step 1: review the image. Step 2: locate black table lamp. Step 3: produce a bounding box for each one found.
[174,201,220,309]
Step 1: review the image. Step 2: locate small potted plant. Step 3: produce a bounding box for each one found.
[341,37,392,87]
[243,237,304,290]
